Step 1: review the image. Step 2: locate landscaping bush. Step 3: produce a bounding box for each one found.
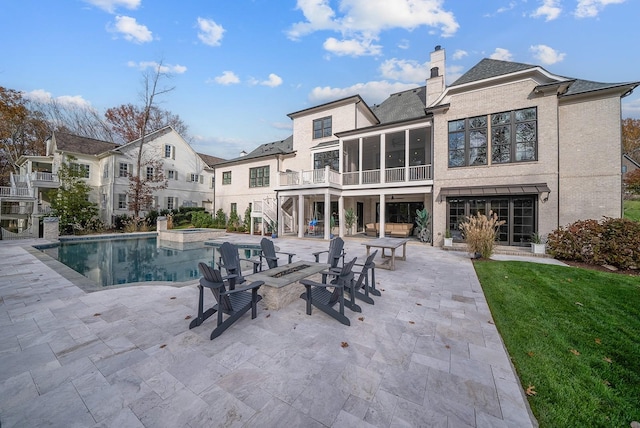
[459,210,505,259]
[547,217,640,269]
[227,210,241,232]
[213,209,227,229]
[190,211,215,228]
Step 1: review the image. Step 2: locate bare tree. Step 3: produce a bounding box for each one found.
[128,61,175,222]
[105,103,189,144]
[34,99,114,142]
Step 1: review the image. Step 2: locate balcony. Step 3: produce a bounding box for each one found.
[0,186,34,198]
[28,172,59,188]
[278,164,432,189]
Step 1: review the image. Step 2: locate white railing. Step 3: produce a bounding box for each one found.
[362,170,381,184]
[253,200,263,214]
[278,165,432,188]
[1,205,34,215]
[343,172,358,185]
[31,171,58,182]
[409,164,432,181]
[0,186,33,197]
[385,167,405,183]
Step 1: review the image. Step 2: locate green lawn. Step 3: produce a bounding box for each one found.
[474,261,640,428]
[623,199,640,221]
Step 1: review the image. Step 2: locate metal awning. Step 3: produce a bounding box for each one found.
[438,183,551,201]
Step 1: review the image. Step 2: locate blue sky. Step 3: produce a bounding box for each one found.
[2,0,639,159]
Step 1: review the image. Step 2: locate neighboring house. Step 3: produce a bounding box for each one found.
[2,126,222,234]
[622,153,640,181]
[214,45,639,246]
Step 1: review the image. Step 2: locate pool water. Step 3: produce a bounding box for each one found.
[40,236,215,287]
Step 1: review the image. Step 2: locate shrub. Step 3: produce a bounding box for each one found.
[243,206,252,232]
[547,217,640,269]
[459,211,505,259]
[227,210,241,231]
[191,211,214,228]
[213,209,227,229]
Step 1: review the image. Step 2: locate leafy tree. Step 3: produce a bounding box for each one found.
[623,118,640,163]
[624,168,640,195]
[50,156,100,234]
[0,87,49,185]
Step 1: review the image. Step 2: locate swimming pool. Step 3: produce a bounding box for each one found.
[38,236,216,287]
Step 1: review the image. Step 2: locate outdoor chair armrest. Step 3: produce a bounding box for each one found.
[239,257,262,273]
[312,250,328,262]
[275,251,296,263]
[221,280,264,295]
[199,278,223,290]
[300,279,344,289]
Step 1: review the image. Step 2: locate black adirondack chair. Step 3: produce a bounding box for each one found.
[189,263,264,340]
[258,237,296,270]
[299,257,357,326]
[346,250,378,306]
[312,237,346,283]
[218,241,261,289]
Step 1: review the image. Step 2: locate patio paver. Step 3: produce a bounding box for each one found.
[0,235,542,427]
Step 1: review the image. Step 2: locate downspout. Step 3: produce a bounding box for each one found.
[556,98,561,229]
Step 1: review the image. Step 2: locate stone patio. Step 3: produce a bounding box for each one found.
[0,234,547,427]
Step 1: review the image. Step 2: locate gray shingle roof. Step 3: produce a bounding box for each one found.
[370,86,427,123]
[215,135,294,166]
[562,78,637,96]
[197,153,226,168]
[450,58,537,86]
[53,132,120,156]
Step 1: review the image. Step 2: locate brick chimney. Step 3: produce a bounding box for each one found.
[426,45,446,107]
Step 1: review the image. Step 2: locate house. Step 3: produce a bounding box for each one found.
[1,126,222,235]
[214,46,639,246]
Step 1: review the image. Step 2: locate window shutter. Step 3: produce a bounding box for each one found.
[175,197,179,208]
[174,172,178,180]
[172,146,175,160]
[199,175,203,184]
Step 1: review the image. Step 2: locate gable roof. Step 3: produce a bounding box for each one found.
[213,135,294,166]
[370,86,428,123]
[450,58,537,87]
[198,153,225,168]
[52,132,120,156]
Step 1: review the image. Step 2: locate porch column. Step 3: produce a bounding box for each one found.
[379,194,386,237]
[405,129,410,182]
[380,133,386,184]
[298,195,305,238]
[324,192,331,240]
[277,195,282,236]
[338,195,344,237]
[358,137,363,185]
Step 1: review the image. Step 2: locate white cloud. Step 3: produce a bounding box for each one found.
[210,71,240,85]
[575,0,626,18]
[622,96,640,119]
[484,1,517,17]
[531,0,562,21]
[309,80,417,105]
[489,48,513,61]
[111,16,152,43]
[127,61,187,74]
[83,0,140,13]
[530,44,566,65]
[197,17,225,46]
[379,58,429,82]
[272,121,293,130]
[261,74,283,88]
[452,49,468,60]
[398,39,410,49]
[23,89,92,108]
[288,0,459,56]
[323,37,382,56]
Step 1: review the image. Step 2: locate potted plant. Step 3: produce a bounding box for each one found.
[531,232,546,254]
[344,208,357,235]
[415,208,431,243]
[329,215,336,238]
[443,228,453,247]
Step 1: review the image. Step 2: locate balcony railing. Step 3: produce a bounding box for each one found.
[0,187,34,197]
[31,171,58,182]
[278,164,432,188]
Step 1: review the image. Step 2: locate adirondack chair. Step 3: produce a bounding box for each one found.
[299,257,357,326]
[312,237,346,283]
[258,237,296,270]
[189,263,264,340]
[345,250,378,306]
[218,241,262,289]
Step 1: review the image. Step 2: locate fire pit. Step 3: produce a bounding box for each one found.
[248,261,328,310]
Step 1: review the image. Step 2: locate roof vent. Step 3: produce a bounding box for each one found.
[240,150,247,157]
[434,45,441,51]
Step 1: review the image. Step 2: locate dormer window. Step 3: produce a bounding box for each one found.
[313,116,332,139]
